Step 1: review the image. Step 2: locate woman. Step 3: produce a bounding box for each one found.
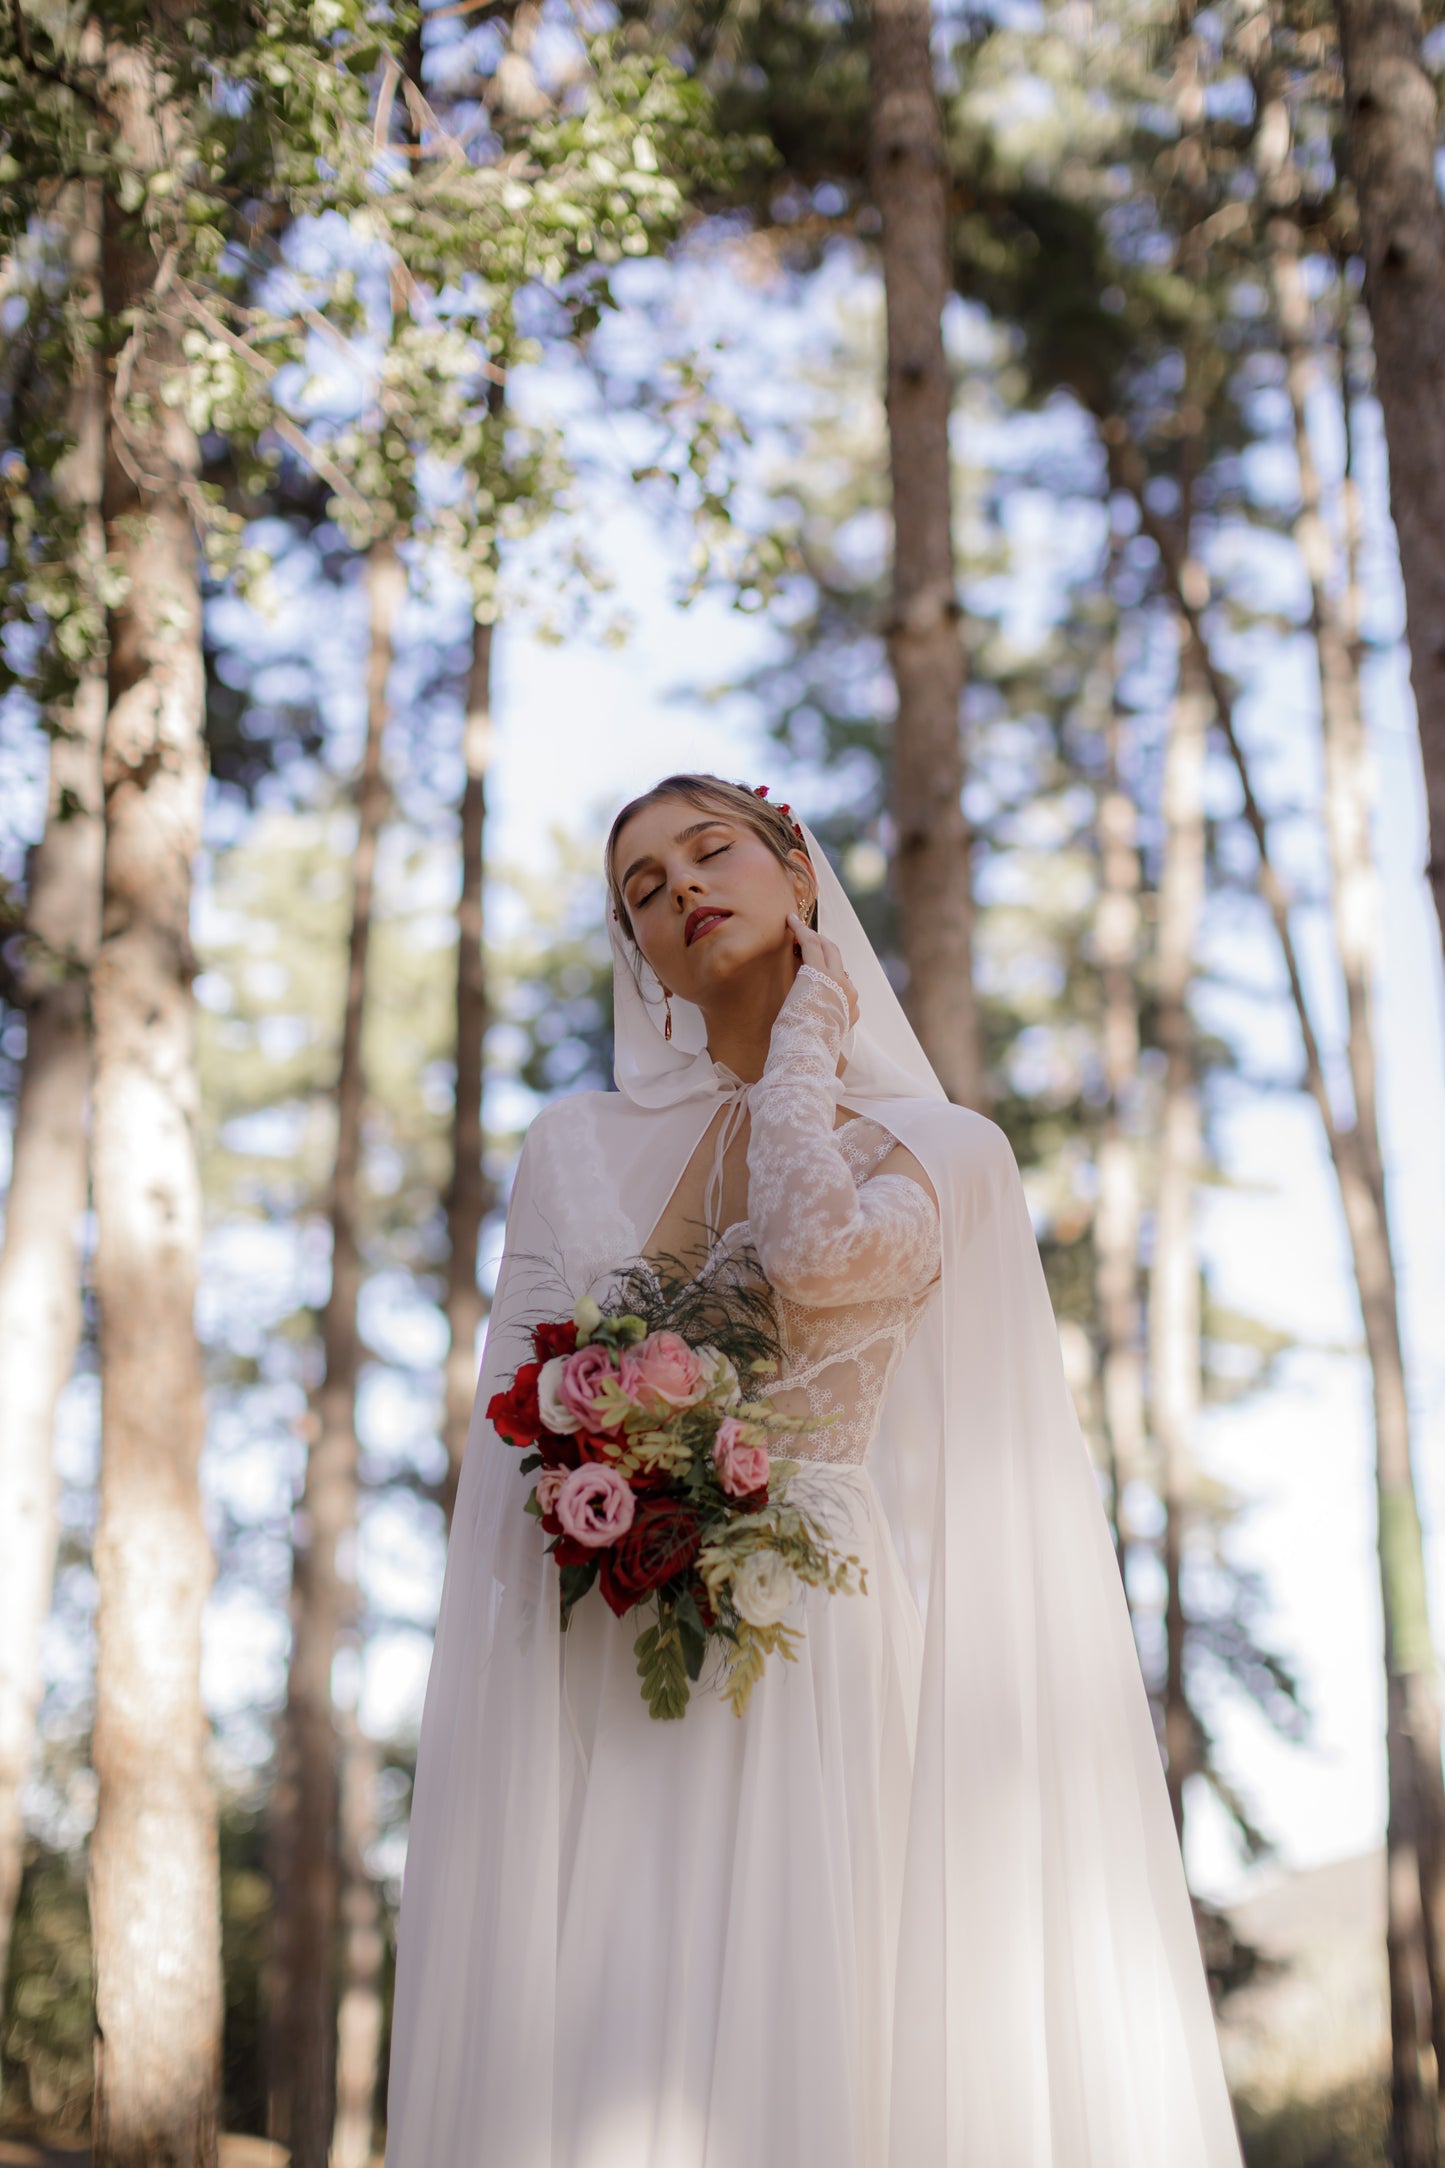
[384,773,1244,2168]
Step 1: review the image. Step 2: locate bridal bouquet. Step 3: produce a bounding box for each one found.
[486,1267,866,1720]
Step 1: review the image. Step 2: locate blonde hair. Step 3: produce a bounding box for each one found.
[605,773,817,948]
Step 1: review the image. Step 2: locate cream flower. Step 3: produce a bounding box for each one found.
[696,1343,743,1407]
[571,1294,604,1338]
[537,1355,582,1434]
[730,1550,799,1629]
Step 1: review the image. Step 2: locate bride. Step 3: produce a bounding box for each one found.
[383,773,1244,2168]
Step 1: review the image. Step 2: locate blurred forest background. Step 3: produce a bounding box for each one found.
[1,0,1445,2163]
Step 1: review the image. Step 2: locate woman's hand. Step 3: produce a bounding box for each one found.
[786,910,860,1029]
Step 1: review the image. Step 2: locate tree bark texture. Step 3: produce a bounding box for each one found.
[267,540,401,2168]
[1093,696,1145,1580]
[1273,238,1445,2148]
[330,1722,385,2168]
[1150,656,1208,1846]
[0,180,106,2019]
[1332,0,1445,967]
[441,615,496,1525]
[869,0,985,1110]
[89,38,222,2166]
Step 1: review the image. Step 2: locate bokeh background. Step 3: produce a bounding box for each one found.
[1,2,1444,2164]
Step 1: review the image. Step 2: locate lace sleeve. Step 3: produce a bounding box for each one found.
[745,964,942,1307]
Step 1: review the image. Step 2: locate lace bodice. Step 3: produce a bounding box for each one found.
[645,966,943,1467]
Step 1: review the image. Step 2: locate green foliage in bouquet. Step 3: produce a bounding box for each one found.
[605,1237,789,1396]
[495,1246,868,1721]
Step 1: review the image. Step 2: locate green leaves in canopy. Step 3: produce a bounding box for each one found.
[0,4,750,702]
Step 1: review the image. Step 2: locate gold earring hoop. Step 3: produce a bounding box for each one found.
[664,992,673,1042]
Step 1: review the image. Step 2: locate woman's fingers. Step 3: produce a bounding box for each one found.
[786,912,859,1027]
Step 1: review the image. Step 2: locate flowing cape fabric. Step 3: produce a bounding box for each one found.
[383,816,1243,2167]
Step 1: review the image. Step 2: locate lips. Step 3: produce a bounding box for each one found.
[684,907,732,945]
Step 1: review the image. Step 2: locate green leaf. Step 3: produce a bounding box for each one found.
[634,1616,691,1720]
[674,1588,708,1681]
[559,1561,598,1629]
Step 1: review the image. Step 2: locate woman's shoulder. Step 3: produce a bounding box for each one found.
[524,1089,605,1137]
[517,1089,608,1161]
[857,1098,1015,1170]
[520,1086,662,1157]
[858,1103,1025,1228]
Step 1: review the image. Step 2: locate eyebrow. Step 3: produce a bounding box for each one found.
[620,819,732,894]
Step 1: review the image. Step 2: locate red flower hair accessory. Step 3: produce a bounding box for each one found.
[752,782,806,848]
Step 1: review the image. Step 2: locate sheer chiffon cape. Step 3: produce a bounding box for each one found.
[383,818,1244,2168]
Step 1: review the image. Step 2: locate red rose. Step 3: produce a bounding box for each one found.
[623,1460,675,1496]
[597,1499,703,1619]
[487,1360,543,1446]
[536,1429,582,1471]
[531,1317,579,1363]
[575,1430,625,1466]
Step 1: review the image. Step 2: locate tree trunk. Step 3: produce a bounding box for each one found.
[89,38,221,2166]
[1331,0,1445,967]
[268,540,401,2168]
[1093,688,1146,1580]
[1150,656,1208,1845]
[331,1723,384,2168]
[1273,232,1445,2147]
[868,0,985,1110]
[441,615,496,1525]
[1110,402,1445,2161]
[0,179,106,2022]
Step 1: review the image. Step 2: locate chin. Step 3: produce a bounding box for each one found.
[684,929,779,995]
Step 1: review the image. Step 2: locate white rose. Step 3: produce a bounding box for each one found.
[537,1355,582,1434]
[697,1343,742,1407]
[730,1550,799,1630]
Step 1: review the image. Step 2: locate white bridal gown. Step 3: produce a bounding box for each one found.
[385,808,1244,2168]
[551,966,941,2168]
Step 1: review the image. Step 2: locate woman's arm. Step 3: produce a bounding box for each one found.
[745,964,941,1306]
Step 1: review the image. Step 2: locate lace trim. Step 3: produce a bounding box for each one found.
[650,966,943,1466]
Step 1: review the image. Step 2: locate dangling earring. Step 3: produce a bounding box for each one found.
[664,992,673,1042]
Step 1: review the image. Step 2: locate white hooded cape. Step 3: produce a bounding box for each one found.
[383,814,1244,2167]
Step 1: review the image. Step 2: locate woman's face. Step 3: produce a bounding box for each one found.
[613,801,814,1006]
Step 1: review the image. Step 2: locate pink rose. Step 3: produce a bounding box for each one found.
[535,1469,567,1516]
[556,1344,621,1431]
[713,1416,771,1499]
[555,1463,636,1549]
[618,1331,707,1415]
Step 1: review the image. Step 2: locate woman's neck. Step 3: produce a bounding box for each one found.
[698,958,844,1085]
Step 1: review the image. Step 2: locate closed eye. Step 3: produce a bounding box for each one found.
[636,842,731,908]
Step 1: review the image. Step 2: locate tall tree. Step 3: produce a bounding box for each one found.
[442,613,497,1524]
[1114,400,1445,2156]
[1150,654,1209,1844]
[1332,0,1445,967]
[330,1721,385,2168]
[0,180,106,2020]
[267,540,401,2166]
[1091,627,1146,1576]
[1270,189,1445,2148]
[868,0,986,1109]
[88,22,222,2162]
